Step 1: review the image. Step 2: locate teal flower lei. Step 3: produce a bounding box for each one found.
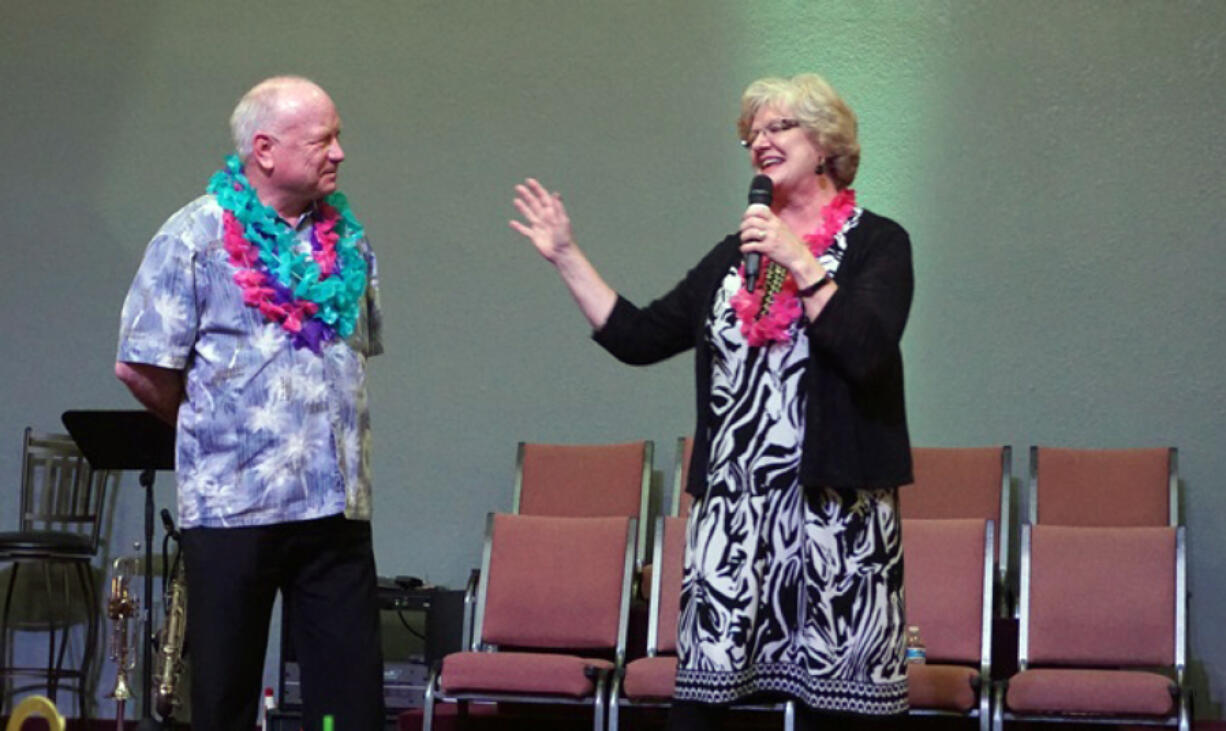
[206,154,368,352]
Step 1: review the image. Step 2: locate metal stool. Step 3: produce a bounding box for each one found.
[0,429,110,718]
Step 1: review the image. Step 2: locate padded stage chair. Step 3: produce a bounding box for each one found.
[993,524,1189,731]
[901,446,1011,609]
[513,440,653,569]
[1028,446,1178,526]
[611,516,796,731]
[902,518,995,731]
[0,429,111,717]
[459,440,654,646]
[424,513,636,731]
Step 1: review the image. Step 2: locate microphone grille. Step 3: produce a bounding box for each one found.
[749,174,773,205]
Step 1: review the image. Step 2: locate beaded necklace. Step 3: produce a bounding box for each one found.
[729,188,857,347]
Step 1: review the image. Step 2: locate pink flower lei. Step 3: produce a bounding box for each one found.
[729,188,857,347]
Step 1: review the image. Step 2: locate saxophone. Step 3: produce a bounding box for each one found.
[106,556,141,728]
[154,539,189,719]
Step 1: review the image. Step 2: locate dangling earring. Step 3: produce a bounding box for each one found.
[815,158,827,176]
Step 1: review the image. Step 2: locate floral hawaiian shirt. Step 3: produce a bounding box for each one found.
[117,194,382,529]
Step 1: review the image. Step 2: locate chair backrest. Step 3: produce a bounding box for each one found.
[1019,524,1182,669]
[670,436,695,518]
[902,518,993,665]
[1028,446,1176,526]
[19,429,109,552]
[513,441,653,566]
[646,516,687,656]
[900,446,1010,581]
[474,513,636,662]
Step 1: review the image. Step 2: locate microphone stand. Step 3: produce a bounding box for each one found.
[136,467,162,731]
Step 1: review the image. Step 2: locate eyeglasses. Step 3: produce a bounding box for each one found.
[740,118,800,148]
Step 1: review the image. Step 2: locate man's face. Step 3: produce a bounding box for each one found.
[266,89,345,204]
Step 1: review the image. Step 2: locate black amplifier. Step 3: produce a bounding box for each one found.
[278,583,465,711]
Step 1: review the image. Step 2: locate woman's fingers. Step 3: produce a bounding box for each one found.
[511,179,574,263]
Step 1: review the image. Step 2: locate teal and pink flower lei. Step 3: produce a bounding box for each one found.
[730,187,856,347]
[207,155,368,353]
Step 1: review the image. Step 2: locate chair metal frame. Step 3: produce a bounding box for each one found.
[903,518,995,731]
[423,512,637,731]
[609,516,796,731]
[1027,446,1179,527]
[993,524,1189,731]
[669,436,694,518]
[0,429,111,717]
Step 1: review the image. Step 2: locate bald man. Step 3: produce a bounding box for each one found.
[116,76,384,731]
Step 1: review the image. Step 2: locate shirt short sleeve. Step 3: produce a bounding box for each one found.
[117,229,199,370]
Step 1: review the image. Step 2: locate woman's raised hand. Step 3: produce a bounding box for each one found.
[508,178,616,328]
[510,178,574,264]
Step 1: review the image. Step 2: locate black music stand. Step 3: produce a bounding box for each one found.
[62,409,174,730]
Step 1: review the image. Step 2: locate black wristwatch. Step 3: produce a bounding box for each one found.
[797,274,832,298]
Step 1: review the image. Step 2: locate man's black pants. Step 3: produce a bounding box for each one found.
[181,514,385,731]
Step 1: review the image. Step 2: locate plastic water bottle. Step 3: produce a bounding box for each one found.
[260,687,276,731]
[905,625,927,665]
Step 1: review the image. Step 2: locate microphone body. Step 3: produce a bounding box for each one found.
[745,174,773,292]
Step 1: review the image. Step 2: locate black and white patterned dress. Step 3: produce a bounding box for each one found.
[673,208,909,715]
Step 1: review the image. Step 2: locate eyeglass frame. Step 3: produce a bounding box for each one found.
[740,118,802,149]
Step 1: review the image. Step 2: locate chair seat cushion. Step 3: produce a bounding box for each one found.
[440,651,614,698]
[907,663,979,711]
[1007,668,1176,716]
[623,655,677,700]
[0,531,93,556]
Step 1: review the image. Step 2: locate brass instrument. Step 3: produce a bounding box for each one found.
[106,555,141,729]
[5,695,66,731]
[153,558,188,719]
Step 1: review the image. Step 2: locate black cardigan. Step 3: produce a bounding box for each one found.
[593,208,914,498]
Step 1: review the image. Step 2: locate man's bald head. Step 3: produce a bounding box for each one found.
[230,76,331,161]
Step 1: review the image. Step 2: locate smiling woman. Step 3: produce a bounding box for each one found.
[738,74,861,191]
[510,72,915,731]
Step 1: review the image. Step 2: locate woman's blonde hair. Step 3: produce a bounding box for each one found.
[737,73,860,189]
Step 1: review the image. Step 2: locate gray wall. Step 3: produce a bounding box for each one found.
[2,0,1223,719]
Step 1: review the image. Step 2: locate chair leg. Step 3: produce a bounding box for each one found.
[607,671,621,731]
[1,563,18,715]
[592,670,607,731]
[49,561,81,715]
[41,561,59,704]
[76,560,98,720]
[782,700,795,731]
[423,665,439,731]
[979,673,991,731]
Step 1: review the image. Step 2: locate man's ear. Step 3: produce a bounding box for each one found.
[251,132,277,172]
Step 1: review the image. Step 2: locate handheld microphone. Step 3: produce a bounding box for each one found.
[745,174,773,292]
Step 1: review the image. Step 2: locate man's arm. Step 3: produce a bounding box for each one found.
[115,362,185,426]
